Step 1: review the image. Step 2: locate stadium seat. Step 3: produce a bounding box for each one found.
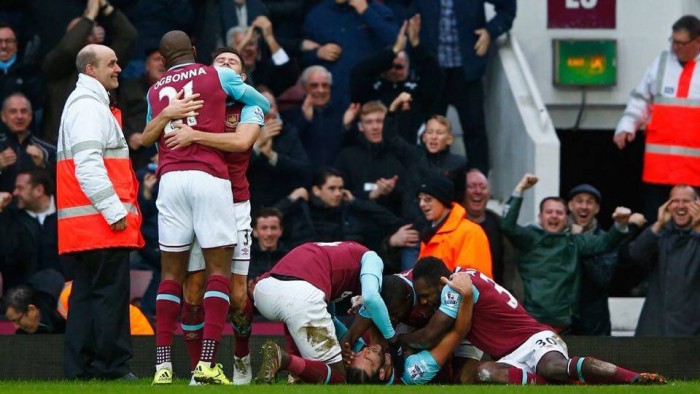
[609,297,645,336]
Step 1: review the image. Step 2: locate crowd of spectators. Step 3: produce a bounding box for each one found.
[0,0,698,340]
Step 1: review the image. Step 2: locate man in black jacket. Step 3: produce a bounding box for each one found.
[11,169,62,276]
[0,189,34,295]
[627,184,700,336]
[0,93,56,193]
[249,207,289,280]
[275,167,417,271]
[334,101,405,216]
[248,87,311,211]
[349,14,442,144]
[1,269,66,334]
[227,16,300,96]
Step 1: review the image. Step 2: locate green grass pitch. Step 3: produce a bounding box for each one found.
[1,380,699,394]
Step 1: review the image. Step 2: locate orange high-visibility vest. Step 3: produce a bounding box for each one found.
[57,99,144,254]
[643,54,700,186]
[419,203,493,278]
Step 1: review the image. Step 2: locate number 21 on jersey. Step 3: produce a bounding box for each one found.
[159,81,198,134]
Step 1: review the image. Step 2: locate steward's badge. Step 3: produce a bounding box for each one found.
[225,113,240,132]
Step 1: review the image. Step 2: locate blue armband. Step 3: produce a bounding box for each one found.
[401,351,441,385]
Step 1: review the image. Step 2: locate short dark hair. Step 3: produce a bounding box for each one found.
[1,285,33,314]
[18,168,54,196]
[539,196,567,213]
[381,275,408,306]
[381,275,411,322]
[212,46,246,71]
[0,21,16,35]
[252,207,284,228]
[673,15,700,38]
[412,256,451,286]
[312,167,344,188]
[346,365,382,384]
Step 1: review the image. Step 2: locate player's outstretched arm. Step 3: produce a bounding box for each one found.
[165,121,261,152]
[359,251,396,341]
[217,67,271,113]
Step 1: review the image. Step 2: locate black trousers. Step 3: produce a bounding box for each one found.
[64,248,132,380]
[432,67,489,174]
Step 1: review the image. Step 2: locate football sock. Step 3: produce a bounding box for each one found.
[567,356,638,384]
[181,302,204,370]
[155,279,182,349]
[284,326,301,356]
[202,275,231,343]
[232,299,253,358]
[200,275,230,366]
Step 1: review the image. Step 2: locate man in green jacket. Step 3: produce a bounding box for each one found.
[501,173,633,332]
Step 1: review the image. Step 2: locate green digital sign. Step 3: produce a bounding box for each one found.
[553,39,616,87]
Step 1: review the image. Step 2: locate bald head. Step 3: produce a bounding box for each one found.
[670,184,698,200]
[76,44,108,73]
[76,44,121,90]
[159,30,195,68]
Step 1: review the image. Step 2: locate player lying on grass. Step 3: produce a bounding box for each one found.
[397,256,666,385]
[255,270,475,385]
[340,268,478,384]
[344,271,476,384]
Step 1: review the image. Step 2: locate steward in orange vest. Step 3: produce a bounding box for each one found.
[416,176,493,277]
[614,16,700,187]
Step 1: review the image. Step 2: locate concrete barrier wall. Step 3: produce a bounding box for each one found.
[485,36,560,224]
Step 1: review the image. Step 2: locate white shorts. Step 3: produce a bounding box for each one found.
[232,200,252,274]
[253,277,342,364]
[454,339,484,361]
[496,330,569,373]
[187,200,251,275]
[157,171,237,252]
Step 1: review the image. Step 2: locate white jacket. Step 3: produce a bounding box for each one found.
[615,50,700,136]
[57,74,129,224]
